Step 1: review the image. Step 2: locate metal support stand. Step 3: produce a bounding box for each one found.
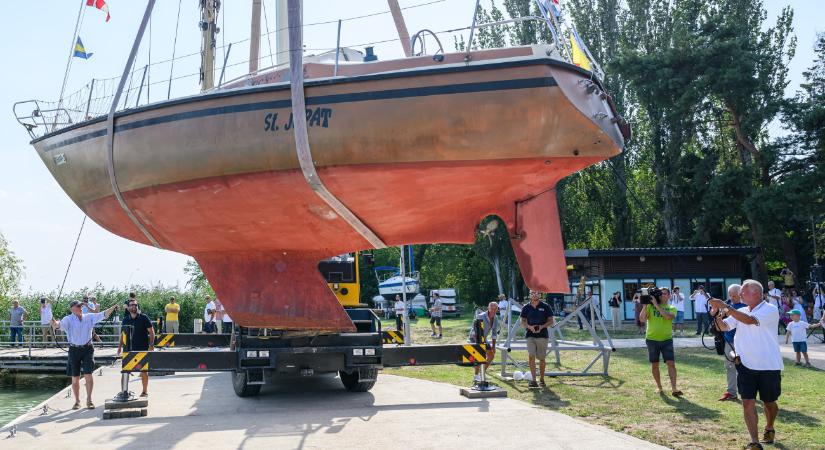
[105,325,147,419]
[461,318,507,398]
[497,297,614,379]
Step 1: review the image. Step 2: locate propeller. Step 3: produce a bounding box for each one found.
[479,219,499,242]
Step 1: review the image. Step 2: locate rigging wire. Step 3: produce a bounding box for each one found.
[262,0,275,66]
[50,215,87,354]
[167,0,183,99]
[147,16,152,104]
[55,0,87,130]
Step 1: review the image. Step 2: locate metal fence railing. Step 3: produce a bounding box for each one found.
[0,320,122,354]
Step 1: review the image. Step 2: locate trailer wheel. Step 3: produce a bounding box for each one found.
[339,368,378,392]
[232,371,262,397]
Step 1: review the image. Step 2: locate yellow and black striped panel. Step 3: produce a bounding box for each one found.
[460,344,488,364]
[155,333,175,348]
[121,352,150,372]
[382,330,404,344]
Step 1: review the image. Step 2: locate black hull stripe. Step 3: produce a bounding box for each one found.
[42,77,556,152]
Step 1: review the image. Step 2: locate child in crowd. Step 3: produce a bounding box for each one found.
[785,310,820,367]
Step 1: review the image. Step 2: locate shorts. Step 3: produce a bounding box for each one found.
[646,339,675,363]
[792,341,808,353]
[430,316,441,325]
[674,311,685,324]
[526,337,548,359]
[67,345,95,377]
[736,364,781,402]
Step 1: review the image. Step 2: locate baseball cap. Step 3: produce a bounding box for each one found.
[789,309,801,316]
[69,300,81,308]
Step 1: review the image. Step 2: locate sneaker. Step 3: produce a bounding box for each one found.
[438,334,442,339]
[794,361,801,366]
[718,392,737,401]
[804,362,812,367]
[761,429,775,444]
[430,333,437,338]
[745,443,764,450]
[71,402,81,410]
[473,374,481,382]
[539,380,546,387]
[528,381,539,388]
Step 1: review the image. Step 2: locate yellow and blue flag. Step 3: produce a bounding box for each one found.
[569,28,591,71]
[73,37,93,59]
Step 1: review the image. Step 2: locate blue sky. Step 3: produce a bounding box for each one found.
[0,0,821,294]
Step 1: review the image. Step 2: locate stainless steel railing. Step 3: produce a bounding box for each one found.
[0,320,123,354]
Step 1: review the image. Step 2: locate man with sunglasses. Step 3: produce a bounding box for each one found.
[118,299,155,397]
[51,299,118,410]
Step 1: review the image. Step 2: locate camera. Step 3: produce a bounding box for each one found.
[638,287,663,305]
[708,303,726,355]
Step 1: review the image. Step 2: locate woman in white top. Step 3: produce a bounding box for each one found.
[790,290,807,323]
[813,287,823,321]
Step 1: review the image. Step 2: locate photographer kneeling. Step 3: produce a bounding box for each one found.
[710,280,782,450]
[639,287,682,397]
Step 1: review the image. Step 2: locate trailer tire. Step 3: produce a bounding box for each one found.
[232,371,262,397]
[339,368,378,392]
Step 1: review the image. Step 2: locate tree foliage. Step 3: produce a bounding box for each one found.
[0,231,23,303]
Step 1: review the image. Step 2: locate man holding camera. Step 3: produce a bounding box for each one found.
[719,284,747,401]
[710,280,782,450]
[639,287,682,396]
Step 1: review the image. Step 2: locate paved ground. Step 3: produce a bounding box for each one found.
[2,366,667,450]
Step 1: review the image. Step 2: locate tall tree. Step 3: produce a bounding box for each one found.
[0,231,24,302]
[697,0,796,279]
[616,0,706,245]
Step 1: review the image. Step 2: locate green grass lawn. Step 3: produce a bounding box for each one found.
[382,315,825,449]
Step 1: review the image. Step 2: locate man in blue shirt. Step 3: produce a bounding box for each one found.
[51,299,118,410]
[520,291,554,388]
[719,284,747,401]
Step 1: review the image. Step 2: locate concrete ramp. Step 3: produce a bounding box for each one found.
[3,367,666,449]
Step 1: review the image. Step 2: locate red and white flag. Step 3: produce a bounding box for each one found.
[86,0,110,22]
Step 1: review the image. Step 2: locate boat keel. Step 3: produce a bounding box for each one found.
[196,251,357,332]
[509,189,569,293]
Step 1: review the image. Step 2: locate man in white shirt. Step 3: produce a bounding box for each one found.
[766,281,782,309]
[429,292,443,338]
[691,286,710,335]
[203,296,216,333]
[497,294,509,320]
[711,280,783,449]
[222,310,233,335]
[51,300,119,409]
[40,297,54,345]
[394,295,405,332]
[670,287,685,336]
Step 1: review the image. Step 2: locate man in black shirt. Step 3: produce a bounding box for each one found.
[117,298,154,397]
[520,290,554,388]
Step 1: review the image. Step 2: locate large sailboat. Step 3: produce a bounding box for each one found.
[15,0,628,333]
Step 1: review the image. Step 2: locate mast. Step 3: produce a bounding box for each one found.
[387,0,412,57]
[249,0,262,74]
[275,0,289,66]
[200,0,218,91]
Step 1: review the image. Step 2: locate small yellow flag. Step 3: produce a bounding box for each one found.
[569,35,591,71]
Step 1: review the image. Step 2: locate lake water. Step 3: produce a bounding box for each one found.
[0,374,68,426]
